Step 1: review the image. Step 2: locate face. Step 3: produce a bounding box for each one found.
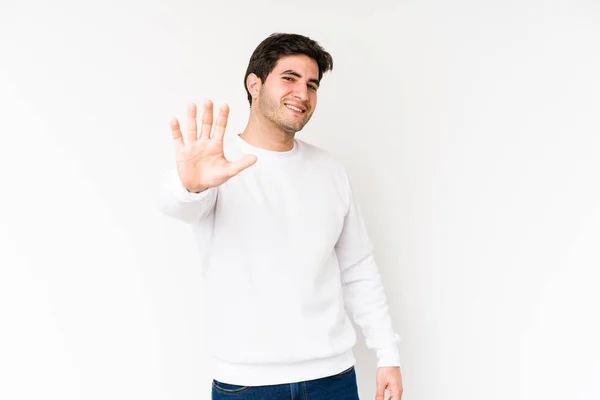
[254,54,320,134]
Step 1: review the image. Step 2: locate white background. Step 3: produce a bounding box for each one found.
[1,1,599,399]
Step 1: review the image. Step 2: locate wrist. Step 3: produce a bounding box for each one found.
[185,184,209,193]
[186,188,207,194]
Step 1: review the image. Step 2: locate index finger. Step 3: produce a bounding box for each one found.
[212,103,229,141]
[389,385,403,400]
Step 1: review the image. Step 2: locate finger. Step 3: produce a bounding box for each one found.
[212,103,230,141]
[227,154,257,177]
[390,392,403,400]
[199,99,213,140]
[186,103,198,143]
[375,381,386,400]
[170,118,184,148]
[389,384,403,400]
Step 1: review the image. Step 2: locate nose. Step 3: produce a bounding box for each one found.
[292,83,309,102]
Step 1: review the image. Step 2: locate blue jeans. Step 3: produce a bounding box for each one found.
[212,365,360,399]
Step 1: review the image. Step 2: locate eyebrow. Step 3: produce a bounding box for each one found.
[280,70,320,87]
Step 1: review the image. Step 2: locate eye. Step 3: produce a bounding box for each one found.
[283,76,294,82]
[308,84,318,91]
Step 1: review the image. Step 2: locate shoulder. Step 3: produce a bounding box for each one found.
[296,138,350,186]
[296,139,346,170]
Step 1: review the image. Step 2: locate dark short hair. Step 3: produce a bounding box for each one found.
[244,33,334,106]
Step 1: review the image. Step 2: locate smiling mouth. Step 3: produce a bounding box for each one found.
[284,103,306,113]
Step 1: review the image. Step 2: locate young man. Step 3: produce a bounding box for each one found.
[158,33,403,400]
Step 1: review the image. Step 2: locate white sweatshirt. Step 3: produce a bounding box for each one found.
[157,133,401,386]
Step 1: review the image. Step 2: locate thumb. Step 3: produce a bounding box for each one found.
[375,379,386,400]
[229,154,257,176]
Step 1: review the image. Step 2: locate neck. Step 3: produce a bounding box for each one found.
[240,108,296,152]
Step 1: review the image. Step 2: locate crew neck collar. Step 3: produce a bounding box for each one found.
[234,133,299,159]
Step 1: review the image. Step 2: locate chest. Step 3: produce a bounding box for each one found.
[215,166,348,249]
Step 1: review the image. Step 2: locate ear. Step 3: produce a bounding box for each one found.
[246,73,262,101]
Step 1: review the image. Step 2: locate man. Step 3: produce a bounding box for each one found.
[158,33,403,399]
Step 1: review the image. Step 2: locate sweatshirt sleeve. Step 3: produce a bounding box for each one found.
[334,173,402,367]
[155,168,218,224]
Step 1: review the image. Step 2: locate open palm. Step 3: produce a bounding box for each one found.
[170,101,257,193]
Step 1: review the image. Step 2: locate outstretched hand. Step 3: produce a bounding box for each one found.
[170,101,257,193]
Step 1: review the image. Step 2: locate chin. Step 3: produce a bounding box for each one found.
[289,122,308,134]
[280,126,301,135]
[277,119,306,135]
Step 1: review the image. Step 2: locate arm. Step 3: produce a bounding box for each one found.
[335,173,401,367]
[156,168,218,224]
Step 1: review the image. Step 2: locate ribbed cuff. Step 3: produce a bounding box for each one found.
[376,339,402,367]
